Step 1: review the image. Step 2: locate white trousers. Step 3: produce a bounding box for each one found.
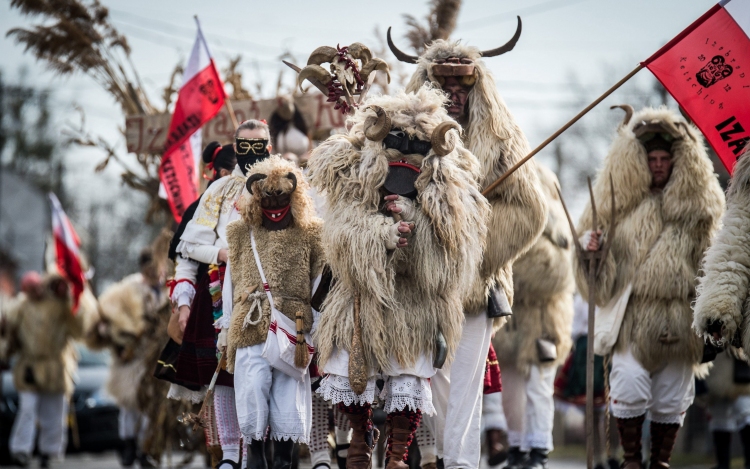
[501,364,556,451]
[118,407,148,441]
[708,395,750,432]
[482,392,507,432]
[428,313,493,469]
[609,346,694,425]
[234,344,311,443]
[10,391,68,457]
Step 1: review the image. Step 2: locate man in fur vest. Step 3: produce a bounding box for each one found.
[6,272,85,468]
[390,21,547,468]
[580,106,724,469]
[490,164,574,469]
[222,155,325,469]
[89,247,168,468]
[308,86,490,469]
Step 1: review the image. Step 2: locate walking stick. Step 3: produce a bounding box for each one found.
[556,176,617,469]
[183,351,226,431]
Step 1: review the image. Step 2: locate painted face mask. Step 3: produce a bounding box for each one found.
[235,137,270,175]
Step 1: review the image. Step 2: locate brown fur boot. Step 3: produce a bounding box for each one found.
[616,415,645,469]
[649,422,679,468]
[340,404,379,469]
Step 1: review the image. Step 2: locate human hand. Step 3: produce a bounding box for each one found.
[384,195,416,222]
[218,249,229,264]
[385,221,415,250]
[217,328,228,352]
[178,305,191,332]
[586,230,602,251]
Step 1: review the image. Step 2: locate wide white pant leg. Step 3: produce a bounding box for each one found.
[500,365,527,449]
[438,313,493,469]
[523,365,556,451]
[118,407,139,439]
[37,393,68,457]
[10,391,39,455]
[482,392,507,432]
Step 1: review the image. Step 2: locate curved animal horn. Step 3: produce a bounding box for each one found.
[431,121,461,156]
[610,104,634,126]
[307,46,338,66]
[347,42,372,64]
[364,106,392,141]
[286,172,297,193]
[297,64,332,93]
[245,174,267,195]
[386,27,418,64]
[480,16,523,57]
[360,58,391,84]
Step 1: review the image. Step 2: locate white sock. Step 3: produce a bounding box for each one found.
[311,450,332,468]
[219,445,240,468]
[420,445,437,465]
[335,428,351,457]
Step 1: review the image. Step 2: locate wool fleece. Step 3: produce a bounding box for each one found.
[494,164,574,375]
[576,106,725,372]
[225,155,325,372]
[405,40,546,321]
[307,85,490,374]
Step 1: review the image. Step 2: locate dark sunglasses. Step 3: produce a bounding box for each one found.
[383,130,432,156]
[235,138,268,156]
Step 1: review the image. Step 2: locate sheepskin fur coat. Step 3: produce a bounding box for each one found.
[307,86,490,373]
[694,149,750,355]
[494,165,574,375]
[94,273,168,410]
[8,274,84,395]
[405,40,546,321]
[576,107,724,371]
[225,156,324,372]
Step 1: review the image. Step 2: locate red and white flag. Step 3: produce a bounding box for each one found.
[643,0,750,174]
[159,19,226,222]
[49,193,84,313]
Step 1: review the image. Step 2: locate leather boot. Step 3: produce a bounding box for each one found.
[485,429,509,466]
[740,424,750,469]
[712,430,731,469]
[616,415,645,469]
[523,448,548,469]
[345,407,379,469]
[506,447,528,469]
[272,439,295,469]
[247,439,269,469]
[649,422,679,469]
[386,416,413,469]
[119,438,137,467]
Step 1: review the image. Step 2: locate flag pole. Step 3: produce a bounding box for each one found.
[481,64,643,196]
[193,15,238,130]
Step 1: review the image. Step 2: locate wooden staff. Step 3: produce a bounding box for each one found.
[183,352,227,430]
[225,98,239,130]
[556,176,616,469]
[481,65,643,196]
[349,292,368,395]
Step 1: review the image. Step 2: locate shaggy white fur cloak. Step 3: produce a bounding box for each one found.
[405,40,546,321]
[494,165,574,375]
[307,86,490,373]
[576,107,725,371]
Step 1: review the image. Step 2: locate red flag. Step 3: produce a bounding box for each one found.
[643,0,750,174]
[49,193,84,313]
[159,19,226,222]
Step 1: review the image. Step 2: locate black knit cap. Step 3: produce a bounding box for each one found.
[202,141,236,173]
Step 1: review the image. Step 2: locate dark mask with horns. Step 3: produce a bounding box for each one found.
[245,172,298,231]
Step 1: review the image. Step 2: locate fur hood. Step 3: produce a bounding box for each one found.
[576,106,725,370]
[308,86,490,372]
[404,40,546,318]
[694,148,750,352]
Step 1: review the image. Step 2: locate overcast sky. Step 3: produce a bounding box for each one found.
[0,0,718,214]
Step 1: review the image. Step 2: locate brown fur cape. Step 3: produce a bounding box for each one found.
[576,107,725,371]
[404,40,546,322]
[307,86,490,373]
[494,165,574,375]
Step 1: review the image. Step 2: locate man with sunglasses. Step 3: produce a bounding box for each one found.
[581,106,724,469]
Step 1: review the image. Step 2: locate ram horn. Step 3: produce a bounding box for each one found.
[363,106,392,141]
[386,27,419,64]
[360,58,391,84]
[297,65,332,93]
[245,174,268,195]
[347,42,372,64]
[480,16,523,57]
[431,121,460,156]
[307,46,338,65]
[610,104,634,126]
[286,172,297,193]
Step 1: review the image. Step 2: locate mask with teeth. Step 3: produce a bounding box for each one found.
[245,172,298,231]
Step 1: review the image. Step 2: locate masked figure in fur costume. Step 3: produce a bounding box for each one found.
[390,20,547,468]
[579,106,724,469]
[6,272,86,468]
[89,248,168,468]
[307,86,490,469]
[487,164,574,468]
[221,155,324,469]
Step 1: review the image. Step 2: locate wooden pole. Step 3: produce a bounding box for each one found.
[586,254,597,469]
[225,98,239,130]
[481,64,643,197]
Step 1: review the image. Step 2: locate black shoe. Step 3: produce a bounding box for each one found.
[39,454,50,469]
[119,437,137,467]
[312,464,331,469]
[273,439,295,469]
[138,453,157,468]
[607,458,619,469]
[506,447,528,469]
[522,448,548,469]
[248,439,269,469]
[334,443,349,469]
[9,453,30,468]
[218,459,241,469]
